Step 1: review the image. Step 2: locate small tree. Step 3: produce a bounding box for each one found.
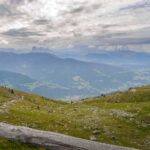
[10,89,14,94]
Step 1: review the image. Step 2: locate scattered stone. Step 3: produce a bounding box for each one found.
[48,110,53,113]
[90,135,97,141]
[130,89,137,93]
[110,109,136,118]
[0,123,136,150]
[92,130,101,135]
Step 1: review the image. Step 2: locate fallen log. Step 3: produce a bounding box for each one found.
[0,123,136,150]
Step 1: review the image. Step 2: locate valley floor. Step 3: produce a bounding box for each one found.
[0,86,150,150]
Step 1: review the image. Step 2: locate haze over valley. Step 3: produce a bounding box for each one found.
[0,49,150,100]
[0,0,150,100]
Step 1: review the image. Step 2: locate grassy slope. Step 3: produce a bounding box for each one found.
[0,86,150,150]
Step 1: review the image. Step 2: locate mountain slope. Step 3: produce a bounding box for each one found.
[0,52,150,100]
[0,86,149,149]
[0,70,34,87]
[0,70,36,92]
[86,50,150,66]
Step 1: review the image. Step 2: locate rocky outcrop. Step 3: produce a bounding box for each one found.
[0,123,136,150]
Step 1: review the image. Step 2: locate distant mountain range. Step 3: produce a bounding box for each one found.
[0,51,150,100]
[85,50,150,67]
[0,70,35,91]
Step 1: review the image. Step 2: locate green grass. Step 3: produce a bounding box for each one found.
[0,87,12,105]
[0,138,39,150]
[0,86,150,150]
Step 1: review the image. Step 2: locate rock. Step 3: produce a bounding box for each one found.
[130,89,137,92]
[0,123,137,150]
[92,130,101,135]
[110,109,136,118]
[90,135,97,141]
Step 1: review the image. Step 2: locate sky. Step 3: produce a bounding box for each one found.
[0,0,150,53]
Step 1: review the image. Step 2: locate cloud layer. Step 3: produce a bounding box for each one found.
[0,0,150,52]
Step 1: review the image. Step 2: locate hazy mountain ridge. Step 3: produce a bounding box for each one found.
[86,50,150,66]
[0,51,150,100]
[0,70,35,90]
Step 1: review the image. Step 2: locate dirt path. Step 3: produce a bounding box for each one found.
[0,97,23,113]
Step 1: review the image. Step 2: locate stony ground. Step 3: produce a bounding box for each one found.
[0,86,150,150]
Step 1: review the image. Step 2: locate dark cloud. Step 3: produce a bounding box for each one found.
[69,3,101,14]
[2,28,44,37]
[121,1,150,10]
[0,2,23,18]
[101,24,121,29]
[9,0,34,5]
[116,37,150,45]
[101,37,150,46]
[0,4,11,16]
[9,0,24,4]
[0,0,149,52]
[33,19,50,25]
[70,6,85,14]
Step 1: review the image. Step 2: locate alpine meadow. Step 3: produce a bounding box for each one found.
[0,0,150,150]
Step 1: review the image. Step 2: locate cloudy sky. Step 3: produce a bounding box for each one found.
[0,0,150,53]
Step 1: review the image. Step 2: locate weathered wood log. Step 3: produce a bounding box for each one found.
[0,123,136,150]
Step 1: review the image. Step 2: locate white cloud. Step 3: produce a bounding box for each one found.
[0,39,8,45]
[0,0,150,52]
